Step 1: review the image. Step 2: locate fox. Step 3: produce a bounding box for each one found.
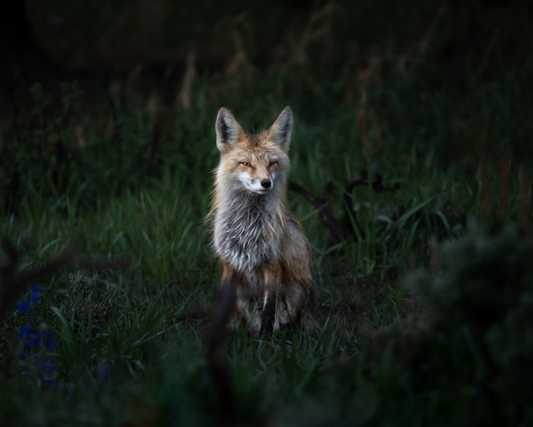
[209,106,315,336]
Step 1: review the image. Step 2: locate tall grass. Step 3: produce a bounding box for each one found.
[1,39,532,425]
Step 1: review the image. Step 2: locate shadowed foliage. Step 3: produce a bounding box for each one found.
[0,0,532,425]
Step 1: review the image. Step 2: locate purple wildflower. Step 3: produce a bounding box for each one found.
[14,283,60,391]
[19,324,33,337]
[45,338,59,352]
[16,300,34,316]
[29,284,42,303]
[28,332,42,347]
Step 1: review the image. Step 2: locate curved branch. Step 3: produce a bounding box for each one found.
[288,170,400,243]
[288,180,345,243]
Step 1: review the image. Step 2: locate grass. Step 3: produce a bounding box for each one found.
[1,48,532,425]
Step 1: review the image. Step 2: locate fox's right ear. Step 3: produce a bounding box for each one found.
[216,107,243,153]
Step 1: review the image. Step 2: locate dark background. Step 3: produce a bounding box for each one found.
[2,0,532,213]
[1,2,533,426]
[1,0,532,102]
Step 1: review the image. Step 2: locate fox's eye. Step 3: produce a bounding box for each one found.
[240,162,250,167]
[269,161,278,166]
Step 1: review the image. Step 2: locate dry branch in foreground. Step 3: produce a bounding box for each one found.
[207,277,238,427]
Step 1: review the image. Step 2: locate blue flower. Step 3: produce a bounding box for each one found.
[28,332,42,347]
[19,324,33,337]
[15,317,61,390]
[29,284,42,303]
[45,360,56,374]
[45,338,59,352]
[16,300,34,316]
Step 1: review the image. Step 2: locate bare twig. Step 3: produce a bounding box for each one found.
[207,277,238,427]
[179,282,321,425]
[288,180,345,242]
[203,280,308,426]
[478,28,500,76]
[419,4,446,55]
[176,51,196,109]
[0,239,130,320]
[288,170,400,243]
[344,169,400,193]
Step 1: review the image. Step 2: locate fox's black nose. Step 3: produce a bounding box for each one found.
[260,179,272,189]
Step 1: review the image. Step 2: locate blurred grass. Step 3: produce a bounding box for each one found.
[1,1,532,425]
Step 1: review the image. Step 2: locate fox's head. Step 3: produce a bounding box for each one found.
[215,107,293,196]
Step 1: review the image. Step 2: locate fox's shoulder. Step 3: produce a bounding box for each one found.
[287,213,303,232]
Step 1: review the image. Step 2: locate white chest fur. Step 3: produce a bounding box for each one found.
[214,192,279,281]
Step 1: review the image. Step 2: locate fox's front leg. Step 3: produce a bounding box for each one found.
[220,260,235,288]
[259,265,281,336]
[259,293,276,336]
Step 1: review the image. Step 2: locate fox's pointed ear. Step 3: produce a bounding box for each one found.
[267,106,293,151]
[216,107,244,153]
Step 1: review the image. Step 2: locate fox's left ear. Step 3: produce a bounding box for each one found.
[216,107,244,153]
[267,106,293,151]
